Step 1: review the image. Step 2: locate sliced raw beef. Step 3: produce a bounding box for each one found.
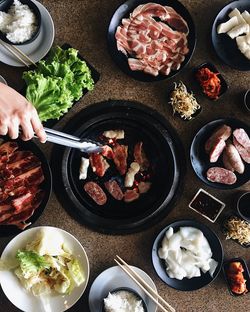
[104,180,124,200]
[84,181,107,205]
[124,189,140,202]
[89,153,110,177]
[233,137,250,164]
[223,143,245,174]
[206,167,237,185]
[205,124,232,153]
[113,144,128,175]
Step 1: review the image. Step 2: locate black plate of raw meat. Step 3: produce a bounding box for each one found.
[211,0,250,71]
[51,100,185,234]
[190,118,250,190]
[0,138,52,237]
[107,0,196,82]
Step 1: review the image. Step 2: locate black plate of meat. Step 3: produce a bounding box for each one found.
[51,100,184,234]
[152,219,224,291]
[222,258,250,296]
[211,0,250,71]
[0,138,52,236]
[107,0,196,82]
[190,118,250,189]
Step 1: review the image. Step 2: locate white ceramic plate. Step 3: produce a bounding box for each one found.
[0,226,90,312]
[88,265,157,312]
[0,0,54,67]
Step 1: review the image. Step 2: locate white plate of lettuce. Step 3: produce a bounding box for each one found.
[0,226,89,312]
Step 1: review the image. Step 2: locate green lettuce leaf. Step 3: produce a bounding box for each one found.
[16,250,50,278]
[23,46,94,122]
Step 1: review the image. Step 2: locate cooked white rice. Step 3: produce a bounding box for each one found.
[0,0,38,43]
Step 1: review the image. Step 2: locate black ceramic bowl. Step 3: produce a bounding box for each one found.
[222,258,250,296]
[190,118,250,190]
[211,0,250,71]
[152,219,224,291]
[107,0,196,82]
[193,62,228,100]
[102,287,147,312]
[0,137,52,236]
[0,0,41,45]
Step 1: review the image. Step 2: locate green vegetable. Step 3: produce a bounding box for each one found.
[16,250,50,278]
[23,46,94,122]
[67,258,85,286]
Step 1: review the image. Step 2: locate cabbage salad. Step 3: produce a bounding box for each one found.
[8,229,85,296]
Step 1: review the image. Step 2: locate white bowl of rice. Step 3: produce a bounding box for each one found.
[0,0,41,45]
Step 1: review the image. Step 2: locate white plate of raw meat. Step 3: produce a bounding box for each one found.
[108,0,196,81]
[190,118,250,189]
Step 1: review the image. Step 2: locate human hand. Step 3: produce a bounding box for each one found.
[0,82,46,143]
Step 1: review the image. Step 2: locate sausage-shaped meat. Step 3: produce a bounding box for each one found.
[233,137,250,164]
[206,167,237,185]
[233,128,250,149]
[222,150,235,172]
[224,143,245,174]
[205,125,232,153]
[209,138,226,163]
[104,180,123,200]
[124,189,139,203]
[84,181,107,205]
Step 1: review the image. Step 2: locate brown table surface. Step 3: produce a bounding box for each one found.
[0,0,250,311]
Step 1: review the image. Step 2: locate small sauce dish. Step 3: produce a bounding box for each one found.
[237,192,250,222]
[189,188,225,222]
[102,287,147,312]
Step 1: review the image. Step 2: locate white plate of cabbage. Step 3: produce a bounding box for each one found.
[0,226,89,312]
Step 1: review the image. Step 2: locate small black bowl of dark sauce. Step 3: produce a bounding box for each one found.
[189,188,225,222]
[237,192,250,222]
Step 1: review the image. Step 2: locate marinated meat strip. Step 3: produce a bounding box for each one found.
[0,141,18,157]
[233,137,250,164]
[8,151,33,164]
[113,144,128,175]
[101,145,114,160]
[115,3,189,76]
[104,180,124,200]
[233,128,250,149]
[89,153,110,177]
[223,143,245,174]
[2,166,44,193]
[209,138,226,163]
[134,142,149,170]
[124,189,140,203]
[138,181,151,194]
[1,155,41,180]
[206,167,237,185]
[205,125,232,153]
[84,181,107,205]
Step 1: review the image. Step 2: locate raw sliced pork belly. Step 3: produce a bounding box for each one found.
[115,3,190,76]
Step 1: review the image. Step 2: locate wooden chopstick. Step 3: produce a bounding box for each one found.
[114,256,176,312]
[0,39,37,67]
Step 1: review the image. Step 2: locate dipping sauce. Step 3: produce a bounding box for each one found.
[189,188,225,222]
[237,192,250,221]
[104,289,145,312]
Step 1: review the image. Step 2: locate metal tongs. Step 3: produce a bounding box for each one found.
[42,127,103,154]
